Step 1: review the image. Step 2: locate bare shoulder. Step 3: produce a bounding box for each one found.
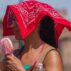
[43,44,63,71]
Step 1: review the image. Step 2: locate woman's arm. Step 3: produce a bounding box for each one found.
[43,50,63,71]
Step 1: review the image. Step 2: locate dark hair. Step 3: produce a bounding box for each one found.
[39,15,56,48]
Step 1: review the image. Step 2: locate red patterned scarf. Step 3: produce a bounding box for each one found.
[3,0,71,45]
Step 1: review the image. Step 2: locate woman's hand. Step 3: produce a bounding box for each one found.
[6,54,25,71]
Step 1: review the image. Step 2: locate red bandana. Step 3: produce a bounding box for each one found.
[3,0,71,45]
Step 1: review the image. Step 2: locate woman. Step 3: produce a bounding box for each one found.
[1,0,71,71]
[0,15,63,71]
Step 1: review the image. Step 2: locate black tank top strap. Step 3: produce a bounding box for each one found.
[38,44,56,63]
[43,48,56,63]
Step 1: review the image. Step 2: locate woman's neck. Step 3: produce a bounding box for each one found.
[24,32,44,51]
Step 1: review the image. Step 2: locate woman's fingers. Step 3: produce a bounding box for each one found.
[5,55,15,64]
[5,54,23,71]
[6,60,13,64]
[7,64,17,71]
[6,55,15,61]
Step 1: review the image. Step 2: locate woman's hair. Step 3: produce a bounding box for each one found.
[39,15,56,48]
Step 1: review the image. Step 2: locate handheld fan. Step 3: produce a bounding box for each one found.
[0,38,14,55]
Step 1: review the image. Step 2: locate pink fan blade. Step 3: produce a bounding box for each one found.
[0,38,14,55]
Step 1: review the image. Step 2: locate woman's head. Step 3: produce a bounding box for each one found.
[11,15,56,48]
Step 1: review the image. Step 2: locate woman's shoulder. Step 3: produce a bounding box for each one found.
[44,43,60,61]
[43,44,63,71]
[40,43,57,63]
[44,46,60,61]
[43,44,62,63]
[42,43,61,62]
